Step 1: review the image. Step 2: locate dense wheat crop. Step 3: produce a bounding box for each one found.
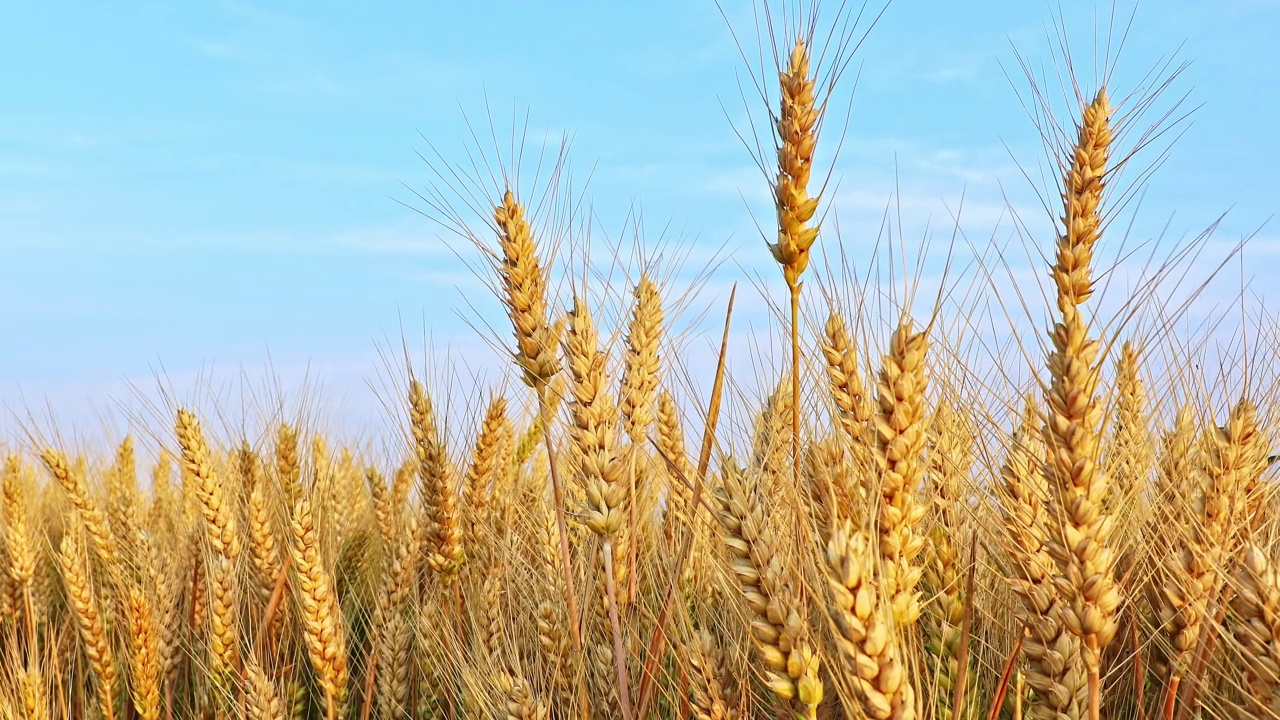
[3,3,1278,719]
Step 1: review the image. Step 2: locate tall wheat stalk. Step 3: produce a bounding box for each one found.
[767,38,821,497]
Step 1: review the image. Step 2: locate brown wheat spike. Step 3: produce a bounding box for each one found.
[685,628,736,720]
[1209,399,1275,535]
[488,411,519,538]
[1231,544,1280,718]
[276,423,302,507]
[752,373,795,495]
[563,295,626,538]
[58,523,118,720]
[0,566,11,621]
[1104,342,1152,521]
[39,448,117,567]
[2,454,37,626]
[531,502,572,706]
[1156,400,1263,694]
[125,585,162,720]
[390,458,416,522]
[995,395,1087,720]
[147,452,177,542]
[1040,89,1122,708]
[617,274,664,597]
[245,655,288,720]
[152,535,187,684]
[1170,396,1273,718]
[366,466,394,543]
[804,434,855,537]
[923,402,975,720]
[175,408,241,684]
[493,188,562,389]
[496,671,550,720]
[464,395,508,564]
[822,312,873,454]
[824,518,917,720]
[242,443,282,600]
[768,38,820,290]
[290,490,349,719]
[657,389,693,533]
[1151,406,1199,525]
[106,435,142,558]
[1141,404,1197,682]
[767,35,821,527]
[871,321,931,626]
[561,293,635,716]
[408,378,465,579]
[13,650,48,720]
[375,512,423,720]
[481,562,506,660]
[715,460,822,718]
[618,274,664,444]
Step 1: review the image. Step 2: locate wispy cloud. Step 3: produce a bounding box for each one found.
[193,39,247,61]
[921,52,987,83]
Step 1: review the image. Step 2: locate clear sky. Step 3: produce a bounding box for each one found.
[3,0,1277,436]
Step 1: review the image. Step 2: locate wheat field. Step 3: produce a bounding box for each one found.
[2,3,1278,720]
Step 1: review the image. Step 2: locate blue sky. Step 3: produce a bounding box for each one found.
[3,0,1278,437]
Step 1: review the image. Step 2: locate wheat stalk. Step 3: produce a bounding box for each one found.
[766,36,822,516]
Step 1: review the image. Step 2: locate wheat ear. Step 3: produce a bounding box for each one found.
[996,397,1087,720]
[825,518,917,720]
[871,322,931,626]
[289,489,349,720]
[408,379,465,580]
[1041,89,1121,720]
[40,449,117,568]
[561,294,634,718]
[716,460,823,718]
[1232,545,1280,718]
[245,655,288,720]
[59,523,118,720]
[924,402,975,720]
[175,408,241,686]
[125,585,162,720]
[2,454,38,646]
[492,190,583,654]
